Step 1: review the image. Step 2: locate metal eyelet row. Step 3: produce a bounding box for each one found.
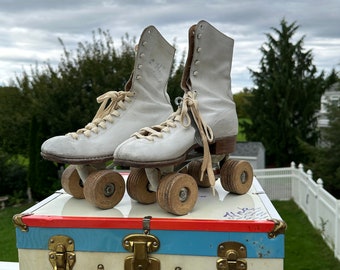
[193,31,202,77]
[135,30,151,81]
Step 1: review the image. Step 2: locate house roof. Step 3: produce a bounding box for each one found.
[232,142,265,157]
[325,82,340,94]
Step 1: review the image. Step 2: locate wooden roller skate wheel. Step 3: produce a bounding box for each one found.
[83,170,125,209]
[187,160,211,188]
[157,173,198,216]
[61,165,85,199]
[220,160,253,195]
[127,168,156,204]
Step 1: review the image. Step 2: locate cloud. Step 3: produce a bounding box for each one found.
[0,0,339,92]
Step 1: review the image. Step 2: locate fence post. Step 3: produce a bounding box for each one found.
[315,178,323,230]
[298,163,304,172]
[336,200,340,260]
[316,178,323,188]
[296,163,305,206]
[290,162,296,200]
[307,169,313,181]
[306,169,314,225]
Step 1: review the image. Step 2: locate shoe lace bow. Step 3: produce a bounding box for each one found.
[133,91,216,191]
[68,91,134,139]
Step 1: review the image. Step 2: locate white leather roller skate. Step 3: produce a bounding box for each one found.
[114,20,253,215]
[41,25,175,209]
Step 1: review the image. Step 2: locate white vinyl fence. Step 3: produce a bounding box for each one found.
[254,162,340,261]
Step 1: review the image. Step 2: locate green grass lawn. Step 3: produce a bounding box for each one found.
[0,203,34,262]
[273,200,340,270]
[1,200,340,269]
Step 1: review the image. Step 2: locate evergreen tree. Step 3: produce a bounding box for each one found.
[242,19,329,166]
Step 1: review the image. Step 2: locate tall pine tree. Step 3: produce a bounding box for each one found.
[242,19,327,166]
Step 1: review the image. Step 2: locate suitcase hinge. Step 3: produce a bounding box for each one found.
[12,213,30,232]
[216,242,247,270]
[268,219,287,238]
[123,217,160,270]
[48,235,76,270]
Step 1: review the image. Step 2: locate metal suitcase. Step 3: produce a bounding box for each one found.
[14,174,286,270]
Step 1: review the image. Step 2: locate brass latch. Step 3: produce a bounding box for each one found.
[217,242,247,270]
[48,235,76,270]
[123,234,160,270]
[123,216,160,270]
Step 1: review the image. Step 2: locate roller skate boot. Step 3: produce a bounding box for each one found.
[41,25,175,209]
[114,20,253,215]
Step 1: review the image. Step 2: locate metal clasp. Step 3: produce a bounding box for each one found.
[48,235,76,270]
[123,216,160,270]
[217,242,247,270]
[122,234,160,270]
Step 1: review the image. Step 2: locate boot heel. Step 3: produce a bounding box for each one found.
[210,136,236,155]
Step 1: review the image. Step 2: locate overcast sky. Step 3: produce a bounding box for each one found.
[0,0,339,93]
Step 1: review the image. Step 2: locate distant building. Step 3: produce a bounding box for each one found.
[317,82,340,128]
[230,142,265,169]
[316,82,340,146]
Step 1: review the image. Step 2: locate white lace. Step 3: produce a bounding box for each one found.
[132,91,216,191]
[68,91,134,139]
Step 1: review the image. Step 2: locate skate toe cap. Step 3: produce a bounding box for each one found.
[114,138,138,160]
[41,135,76,157]
[114,137,158,163]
